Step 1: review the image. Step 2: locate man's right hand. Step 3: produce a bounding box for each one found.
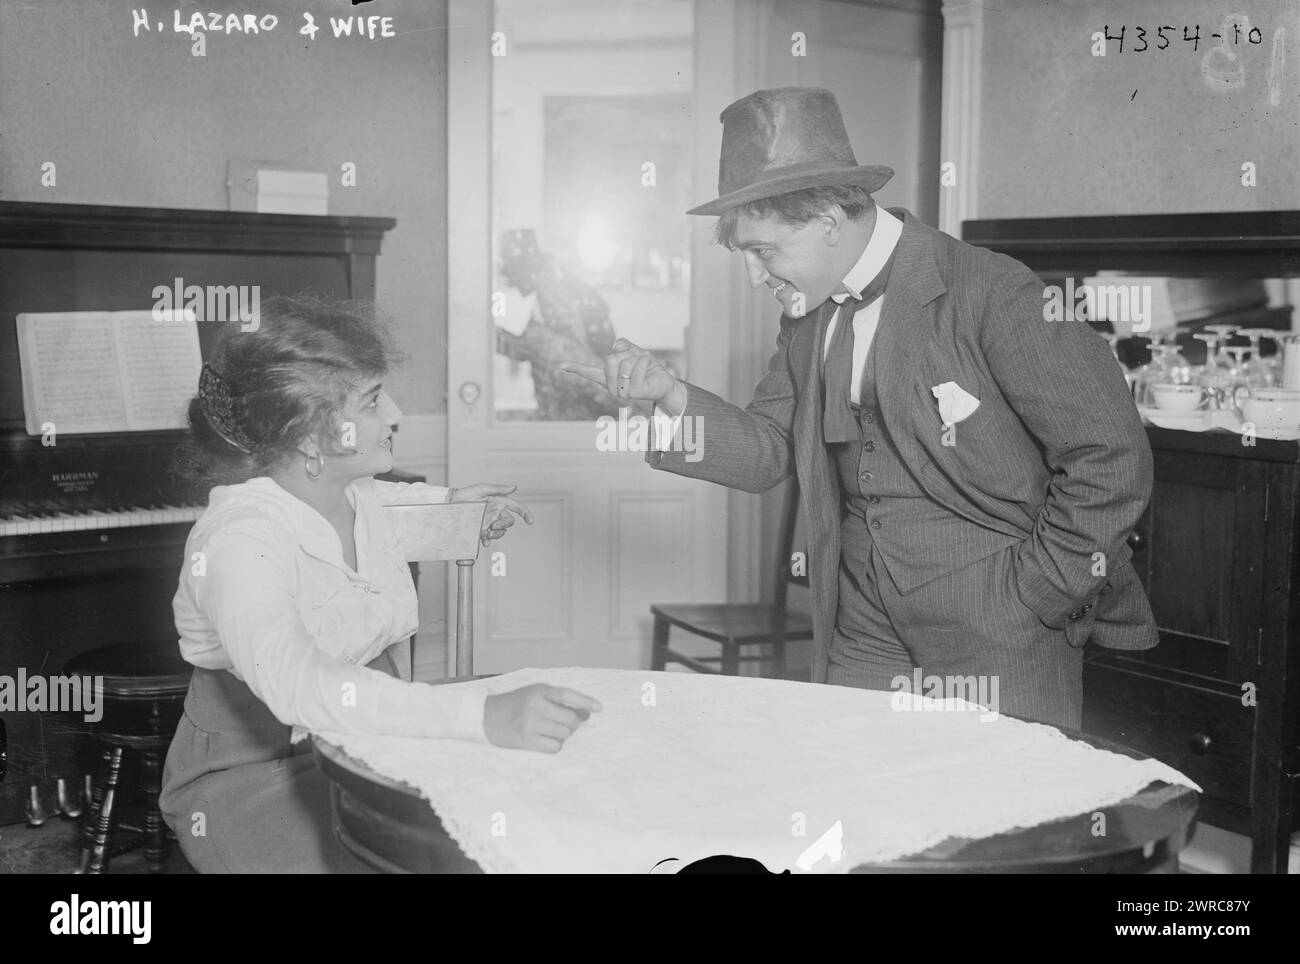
[483,684,602,753]
[559,338,687,417]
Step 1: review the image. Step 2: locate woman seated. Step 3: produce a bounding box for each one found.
[160,296,599,873]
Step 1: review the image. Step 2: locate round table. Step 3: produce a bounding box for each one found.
[312,721,1198,875]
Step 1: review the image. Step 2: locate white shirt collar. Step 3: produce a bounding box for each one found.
[209,475,372,574]
[831,206,903,304]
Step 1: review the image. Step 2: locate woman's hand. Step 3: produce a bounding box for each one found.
[483,684,602,753]
[449,483,534,546]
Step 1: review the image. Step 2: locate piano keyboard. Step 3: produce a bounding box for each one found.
[0,504,204,537]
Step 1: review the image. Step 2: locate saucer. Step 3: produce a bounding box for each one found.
[1137,406,1210,431]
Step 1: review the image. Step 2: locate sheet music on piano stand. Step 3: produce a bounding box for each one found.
[14,310,201,435]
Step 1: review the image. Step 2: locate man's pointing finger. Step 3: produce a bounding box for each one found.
[559,360,606,385]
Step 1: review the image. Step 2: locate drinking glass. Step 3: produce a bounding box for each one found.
[1203,324,1241,347]
[1149,331,1192,383]
[1129,337,1160,407]
[1277,332,1300,390]
[1192,333,1233,409]
[1223,346,1254,400]
[1236,328,1279,388]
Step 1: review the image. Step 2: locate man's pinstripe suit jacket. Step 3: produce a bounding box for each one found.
[647,209,1159,683]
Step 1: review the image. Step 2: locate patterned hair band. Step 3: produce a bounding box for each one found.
[198,363,255,454]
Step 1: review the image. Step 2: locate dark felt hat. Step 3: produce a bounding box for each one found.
[687,87,894,216]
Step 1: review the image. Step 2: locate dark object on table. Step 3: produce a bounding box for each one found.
[63,641,192,873]
[677,855,791,874]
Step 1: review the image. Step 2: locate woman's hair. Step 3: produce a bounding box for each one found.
[172,295,401,498]
[713,184,876,249]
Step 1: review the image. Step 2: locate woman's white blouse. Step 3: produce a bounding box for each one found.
[173,476,487,743]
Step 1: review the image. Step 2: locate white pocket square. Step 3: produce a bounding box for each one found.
[931,381,980,426]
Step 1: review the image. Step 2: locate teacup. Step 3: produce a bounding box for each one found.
[1235,387,1300,433]
[1151,383,1207,413]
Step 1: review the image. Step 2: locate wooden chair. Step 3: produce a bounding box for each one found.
[650,480,812,677]
[383,501,488,678]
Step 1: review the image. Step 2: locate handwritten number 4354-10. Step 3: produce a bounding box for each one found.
[1096,18,1286,96]
[1098,23,1263,53]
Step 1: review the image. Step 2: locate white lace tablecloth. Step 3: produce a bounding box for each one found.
[316,667,1199,874]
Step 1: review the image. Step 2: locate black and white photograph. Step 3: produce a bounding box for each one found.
[0,0,1295,920]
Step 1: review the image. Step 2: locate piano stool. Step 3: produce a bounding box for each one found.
[62,642,193,874]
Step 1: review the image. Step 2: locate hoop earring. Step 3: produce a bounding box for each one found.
[304,452,324,481]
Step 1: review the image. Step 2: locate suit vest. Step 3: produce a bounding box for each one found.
[828,327,1018,594]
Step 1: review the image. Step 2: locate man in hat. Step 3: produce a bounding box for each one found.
[563,87,1157,729]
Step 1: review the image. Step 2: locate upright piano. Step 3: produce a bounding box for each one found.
[0,202,395,826]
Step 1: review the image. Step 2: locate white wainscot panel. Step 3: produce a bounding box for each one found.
[487,493,572,640]
[611,491,695,638]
